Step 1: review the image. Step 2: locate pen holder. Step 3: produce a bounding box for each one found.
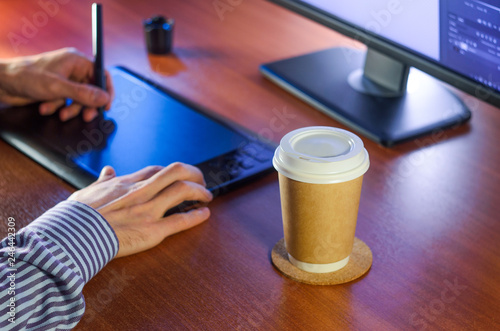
[144,15,175,54]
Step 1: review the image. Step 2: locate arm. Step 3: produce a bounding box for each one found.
[0,201,118,330]
[0,163,212,329]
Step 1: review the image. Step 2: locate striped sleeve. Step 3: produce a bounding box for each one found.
[0,200,119,330]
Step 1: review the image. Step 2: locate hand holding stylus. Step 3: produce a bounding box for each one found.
[0,47,114,122]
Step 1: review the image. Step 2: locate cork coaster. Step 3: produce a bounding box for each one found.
[271,237,372,285]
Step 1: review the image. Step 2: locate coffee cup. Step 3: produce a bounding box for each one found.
[273,126,369,273]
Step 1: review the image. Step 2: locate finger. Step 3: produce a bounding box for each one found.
[82,107,99,122]
[101,164,206,212]
[126,163,205,205]
[121,165,164,183]
[39,99,66,116]
[161,207,210,238]
[98,165,116,182]
[146,162,207,194]
[70,165,118,207]
[88,165,116,188]
[113,207,210,258]
[146,180,213,216]
[59,102,83,121]
[50,76,111,109]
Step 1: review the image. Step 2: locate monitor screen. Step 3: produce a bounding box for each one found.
[299,0,499,97]
[261,0,500,145]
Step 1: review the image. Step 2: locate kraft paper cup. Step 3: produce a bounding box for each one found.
[273,127,369,273]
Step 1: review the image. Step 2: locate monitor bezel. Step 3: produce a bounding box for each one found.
[269,0,500,108]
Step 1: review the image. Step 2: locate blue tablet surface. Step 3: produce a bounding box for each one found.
[74,67,247,177]
[0,66,276,193]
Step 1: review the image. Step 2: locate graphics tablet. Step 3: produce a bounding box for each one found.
[0,66,276,196]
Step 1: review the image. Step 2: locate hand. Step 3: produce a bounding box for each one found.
[0,47,114,122]
[68,163,213,258]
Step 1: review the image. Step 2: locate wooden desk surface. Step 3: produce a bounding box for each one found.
[1,1,499,330]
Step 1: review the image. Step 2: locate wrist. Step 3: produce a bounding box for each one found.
[29,200,119,282]
[0,60,19,91]
[0,56,33,104]
[0,56,33,87]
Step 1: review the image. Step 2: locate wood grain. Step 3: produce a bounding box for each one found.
[0,0,499,330]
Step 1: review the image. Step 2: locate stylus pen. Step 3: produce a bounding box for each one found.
[92,3,105,115]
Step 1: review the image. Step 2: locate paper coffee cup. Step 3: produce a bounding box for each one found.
[273,127,369,273]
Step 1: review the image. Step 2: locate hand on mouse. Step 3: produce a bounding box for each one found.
[0,47,114,122]
[68,162,213,258]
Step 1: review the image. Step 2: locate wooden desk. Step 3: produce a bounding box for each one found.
[1,1,499,330]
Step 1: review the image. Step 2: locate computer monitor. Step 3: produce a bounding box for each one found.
[260,0,500,146]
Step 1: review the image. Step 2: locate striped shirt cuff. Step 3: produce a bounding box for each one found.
[27,200,119,283]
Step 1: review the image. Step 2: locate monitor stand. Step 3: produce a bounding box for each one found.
[260,47,471,146]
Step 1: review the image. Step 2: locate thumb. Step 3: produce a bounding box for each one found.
[52,76,110,107]
[97,165,116,183]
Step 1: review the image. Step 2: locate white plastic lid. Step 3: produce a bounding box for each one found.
[273,127,369,184]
